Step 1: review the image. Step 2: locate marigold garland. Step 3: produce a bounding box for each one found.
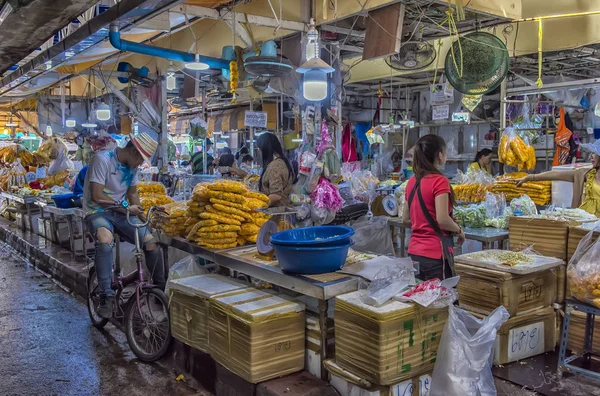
[230,60,238,104]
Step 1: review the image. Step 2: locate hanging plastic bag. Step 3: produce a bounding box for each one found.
[351,215,395,256]
[48,149,74,175]
[567,230,600,307]
[430,305,510,396]
[298,149,316,176]
[304,161,323,194]
[164,255,208,297]
[461,94,482,111]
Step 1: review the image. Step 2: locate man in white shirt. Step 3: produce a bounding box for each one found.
[84,133,165,318]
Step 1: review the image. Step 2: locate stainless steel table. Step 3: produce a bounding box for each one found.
[39,204,77,253]
[215,246,359,380]
[2,192,38,232]
[388,217,509,256]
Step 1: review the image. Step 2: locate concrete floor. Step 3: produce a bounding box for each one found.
[0,242,204,396]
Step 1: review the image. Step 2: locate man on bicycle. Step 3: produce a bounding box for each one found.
[84,133,166,319]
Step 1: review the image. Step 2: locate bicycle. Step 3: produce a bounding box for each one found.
[86,203,172,362]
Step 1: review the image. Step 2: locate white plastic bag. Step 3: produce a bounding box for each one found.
[431,305,510,396]
[351,215,395,256]
[164,255,207,297]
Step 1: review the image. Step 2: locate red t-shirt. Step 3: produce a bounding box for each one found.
[405,174,452,259]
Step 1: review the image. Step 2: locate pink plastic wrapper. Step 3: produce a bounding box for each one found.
[310,177,343,212]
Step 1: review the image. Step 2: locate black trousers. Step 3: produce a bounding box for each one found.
[410,254,454,281]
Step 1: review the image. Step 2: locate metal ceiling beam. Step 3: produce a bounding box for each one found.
[0,0,188,97]
[507,77,600,95]
[320,25,365,39]
[340,45,363,53]
[179,5,306,32]
[225,19,253,48]
[12,110,42,138]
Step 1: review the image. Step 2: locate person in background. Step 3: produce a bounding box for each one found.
[257,133,295,207]
[217,153,236,178]
[240,154,254,172]
[402,134,465,280]
[84,133,165,318]
[191,138,214,174]
[235,145,249,166]
[468,148,493,174]
[515,139,600,216]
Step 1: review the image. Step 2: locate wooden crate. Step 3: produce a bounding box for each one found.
[454,262,557,317]
[474,306,556,365]
[334,291,447,386]
[169,274,246,352]
[509,217,570,260]
[209,288,305,383]
[563,310,600,354]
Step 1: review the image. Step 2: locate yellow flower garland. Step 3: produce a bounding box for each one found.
[230,60,238,104]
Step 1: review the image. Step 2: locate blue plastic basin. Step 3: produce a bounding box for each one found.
[273,242,354,274]
[270,226,355,247]
[52,193,81,209]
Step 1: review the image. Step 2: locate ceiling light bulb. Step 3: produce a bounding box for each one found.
[303,70,328,101]
[46,125,53,136]
[65,118,76,127]
[96,102,111,121]
[5,118,17,127]
[166,63,176,90]
[185,54,209,71]
[2,129,8,135]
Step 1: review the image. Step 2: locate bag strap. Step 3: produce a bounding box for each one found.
[407,177,447,239]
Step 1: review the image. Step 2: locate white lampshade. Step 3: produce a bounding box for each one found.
[81,122,97,128]
[65,118,76,127]
[5,117,17,127]
[46,125,53,136]
[96,102,111,121]
[185,54,209,71]
[303,70,328,101]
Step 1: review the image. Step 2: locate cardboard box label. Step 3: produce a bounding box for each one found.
[419,374,431,396]
[391,379,412,396]
[508,321,545,361]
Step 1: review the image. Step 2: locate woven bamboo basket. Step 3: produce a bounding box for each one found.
[454,263,557,316]
[473,306,555,365]
[509,217,570,260]
[334,291,447,385]
[208,288,305,383]
[168,274,246,352]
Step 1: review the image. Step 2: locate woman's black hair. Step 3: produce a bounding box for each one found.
[474,148,493,163]
[218,153,235,167]
[241,154,253,163]
[412,134,455,206]
[257,133,294,192]
[235,145,249,160]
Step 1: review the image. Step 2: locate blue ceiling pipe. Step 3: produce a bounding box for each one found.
[108,24,230,70]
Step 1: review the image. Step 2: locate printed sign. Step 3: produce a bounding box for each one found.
[244,111,268,128]
[430,83,454,105]
[507,321,545,361]
[36,167,47,179]
[432,105,450,121]
[452,112,471,123]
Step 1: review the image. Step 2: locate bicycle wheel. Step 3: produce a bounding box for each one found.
[125,287,172,362]
[87,267,108,329]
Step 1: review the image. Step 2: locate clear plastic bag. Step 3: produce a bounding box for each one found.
[484,191,506,219]
[304,161,323,194]
[431,305,510,396]
[360,261,416,306]
[164,255,207,297]
[567,230,600,307]
[351,215,395,256]
[509,194,537,216]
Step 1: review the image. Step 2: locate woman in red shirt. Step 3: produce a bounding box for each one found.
[401,134,465,280]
